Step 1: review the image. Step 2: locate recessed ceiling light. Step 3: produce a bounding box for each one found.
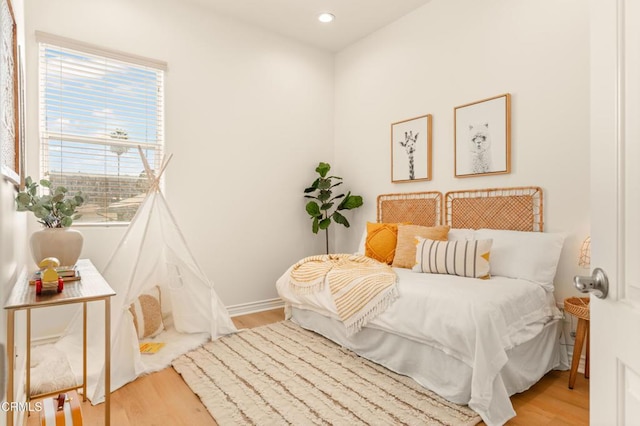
[318,13,335,23]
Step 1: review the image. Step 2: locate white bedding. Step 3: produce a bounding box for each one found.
[276,266,563,425]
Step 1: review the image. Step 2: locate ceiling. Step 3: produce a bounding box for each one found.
[187,0,433,52]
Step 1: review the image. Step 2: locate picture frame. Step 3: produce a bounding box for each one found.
[391,114,432,183]
[0,0,20,187]
[454,93,511,178]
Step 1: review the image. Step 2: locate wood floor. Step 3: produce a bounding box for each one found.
[27,308,589,425]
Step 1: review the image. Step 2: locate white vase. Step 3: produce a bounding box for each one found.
[30,228,84,267]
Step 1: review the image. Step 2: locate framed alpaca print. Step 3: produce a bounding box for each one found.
[391,114,432,183]
[454,93,511,178]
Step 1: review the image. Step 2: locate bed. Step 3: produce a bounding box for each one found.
[276,187,566,426]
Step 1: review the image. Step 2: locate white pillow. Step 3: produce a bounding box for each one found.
[355,227,368,255]
[448,228,476,241]
[474,228,566,291]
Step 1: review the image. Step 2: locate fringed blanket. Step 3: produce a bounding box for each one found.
[289,254,398,335]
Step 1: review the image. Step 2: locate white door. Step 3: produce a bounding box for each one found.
[588,0,640,423]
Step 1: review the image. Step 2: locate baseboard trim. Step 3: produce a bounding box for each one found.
[28,299,286,342]
[32,335,63,346]
[227,298,284,317]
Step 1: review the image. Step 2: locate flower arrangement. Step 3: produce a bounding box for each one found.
[15,177,86,228]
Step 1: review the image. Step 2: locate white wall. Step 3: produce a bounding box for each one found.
[1,0,28,422]
[24,0,334,311]
[333,0,590,302]
[21,0,590,320]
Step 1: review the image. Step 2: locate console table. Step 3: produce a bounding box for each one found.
[4,259,115,425]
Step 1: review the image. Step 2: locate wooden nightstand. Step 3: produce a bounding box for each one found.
[564,297,590,389]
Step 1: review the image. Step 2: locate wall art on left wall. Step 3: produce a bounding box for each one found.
[391,114,432,183]
[0,0,21,187]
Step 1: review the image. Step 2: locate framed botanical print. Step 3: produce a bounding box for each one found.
[454,93,511,178]
[391,114,432,183]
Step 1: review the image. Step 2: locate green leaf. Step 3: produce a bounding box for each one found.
[315,162,331,178]
[52,193,64,203]
[332,211,350,227]
[312,217,319,234]
[304,178,320,192]
[39,179,51,188]
[61,217,73,227]
[54,186,68,195]
[318,218,331,230]
[338,193,364,210]
[329,181,343,189]
[33,206,48,219]
[317,178,331,190]
[16,192,30,206]
[74,194,85,205]
[317,190,331,202]
[330,194,345,201]
[306,201,321,217]
[25,176,32,187]
[320,202,334,211]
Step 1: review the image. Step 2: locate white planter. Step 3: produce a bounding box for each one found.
[30,228,84,267]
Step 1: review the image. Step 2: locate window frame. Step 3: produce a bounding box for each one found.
[37,32,167,226]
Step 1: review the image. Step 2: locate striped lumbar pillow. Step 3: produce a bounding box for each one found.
[412,237,492,279]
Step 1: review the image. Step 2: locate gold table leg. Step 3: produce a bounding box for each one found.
[83,302,87,402]
[6,309,14,426]
[26,309,31,413]
[105,297,111,425]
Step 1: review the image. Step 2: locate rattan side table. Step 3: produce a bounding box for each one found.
[564,297,590,389]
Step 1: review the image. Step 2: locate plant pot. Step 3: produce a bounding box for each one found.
[30,228,84,267]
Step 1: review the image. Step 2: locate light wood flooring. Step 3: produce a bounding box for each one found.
[27,308,589,425]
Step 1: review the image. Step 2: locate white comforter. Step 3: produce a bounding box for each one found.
[276,266,562,425]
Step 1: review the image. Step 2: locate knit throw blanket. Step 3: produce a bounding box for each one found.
[289,254,398,335]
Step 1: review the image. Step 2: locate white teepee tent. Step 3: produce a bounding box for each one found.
[54,148,237,403]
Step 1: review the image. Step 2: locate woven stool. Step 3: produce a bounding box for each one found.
[564,297,590,389]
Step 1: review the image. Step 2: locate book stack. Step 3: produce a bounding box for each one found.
[29,265,82,285]
[56,266,81,282]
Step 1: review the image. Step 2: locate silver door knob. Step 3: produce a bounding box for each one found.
[573,267,609,299]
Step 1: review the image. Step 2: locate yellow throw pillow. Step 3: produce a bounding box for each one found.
[393,225,450,268]
[365,222,405,264]
[129,286,164,339]
[412,237,492,279]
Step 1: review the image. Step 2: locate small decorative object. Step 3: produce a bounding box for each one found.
[454,93,511,178]
[15,176,86,266]
[304,162,363,254]
[35,257,64,295]
[391,114,432,183]
[39,390,83,425]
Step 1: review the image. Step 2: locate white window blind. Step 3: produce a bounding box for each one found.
[38,35,165,224]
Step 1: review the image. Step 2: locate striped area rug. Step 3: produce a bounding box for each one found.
[172,321,481,426]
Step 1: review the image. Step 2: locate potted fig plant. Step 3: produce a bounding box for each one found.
[16,176,86,266]
[304,162,363,254]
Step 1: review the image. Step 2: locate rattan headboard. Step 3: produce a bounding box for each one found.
[377,192,442,227]
[376,187,543,232]
[445,186,543,231]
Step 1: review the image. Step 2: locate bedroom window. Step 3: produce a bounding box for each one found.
[37,32,166,225]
